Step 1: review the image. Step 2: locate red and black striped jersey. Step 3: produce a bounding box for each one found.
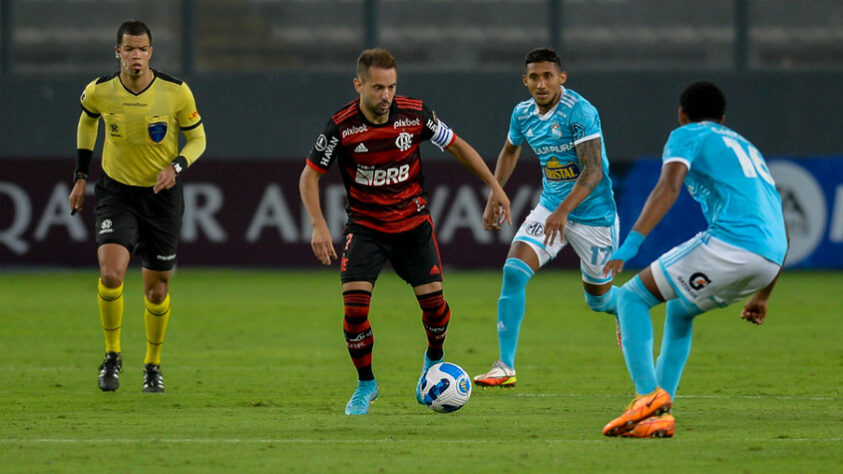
[306,96,457,233]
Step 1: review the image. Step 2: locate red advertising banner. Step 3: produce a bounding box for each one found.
[0,158,579,269]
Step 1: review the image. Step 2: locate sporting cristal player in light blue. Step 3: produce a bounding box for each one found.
[475,48,621,388]
[601,81,788,438]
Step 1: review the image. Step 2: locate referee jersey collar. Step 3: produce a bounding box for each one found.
[118,69,158,96]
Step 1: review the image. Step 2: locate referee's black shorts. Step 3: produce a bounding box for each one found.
[94,173,184,271]
[340,218,444,287]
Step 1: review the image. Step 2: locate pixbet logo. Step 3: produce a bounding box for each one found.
[342,124,368,138]
[394,117,420,129]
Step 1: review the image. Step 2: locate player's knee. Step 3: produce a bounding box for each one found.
[100,272,123,289]
[502,258,534,289]
[584,290,613,313]
[145,284,169,304]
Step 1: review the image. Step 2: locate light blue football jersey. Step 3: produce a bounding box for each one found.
[508,87,617,226]
[662,121,787,265]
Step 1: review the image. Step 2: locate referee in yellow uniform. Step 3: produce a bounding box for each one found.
[68,20,206,393]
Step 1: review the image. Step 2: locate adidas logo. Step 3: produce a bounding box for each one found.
[526,130,534,137]
[429,265,440,275]
[354,142,368,153]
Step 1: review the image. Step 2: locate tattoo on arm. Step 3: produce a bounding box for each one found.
[575,138,603,192]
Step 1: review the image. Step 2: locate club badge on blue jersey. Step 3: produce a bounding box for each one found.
[148,122,167,143]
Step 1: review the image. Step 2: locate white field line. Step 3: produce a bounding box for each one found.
[0,438,839,444]
[512,393,838,401]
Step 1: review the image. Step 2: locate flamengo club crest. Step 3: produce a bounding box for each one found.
[395,132,413,151]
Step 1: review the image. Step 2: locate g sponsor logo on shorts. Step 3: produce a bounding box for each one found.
[688,272,711,290]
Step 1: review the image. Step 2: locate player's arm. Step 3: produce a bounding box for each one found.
[603,161,688,276]
[69,109,100,215]
[446,136,512,227]
[155,85,207,193]
[741,221,790,325]
[299,164,336,265]
[544,136,604,245]
[483,139,522,230]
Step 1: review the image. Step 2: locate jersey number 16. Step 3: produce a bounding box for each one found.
[722,136,775,185]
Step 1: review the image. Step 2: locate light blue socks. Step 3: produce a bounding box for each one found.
[617,276,661,395]
[656,298,702,399]
[497,258,534,369]
[585,285,618,315]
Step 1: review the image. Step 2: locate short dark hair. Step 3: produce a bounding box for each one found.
[117,20,151,45]
[357,48,397,79]
[525,48,561,69]
[680,81,726,122]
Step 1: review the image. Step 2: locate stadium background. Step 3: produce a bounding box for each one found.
[1,0,842,269]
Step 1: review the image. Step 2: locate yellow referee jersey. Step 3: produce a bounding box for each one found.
[78,70,206,187]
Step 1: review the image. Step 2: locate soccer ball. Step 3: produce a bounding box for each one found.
[420,362,472,413]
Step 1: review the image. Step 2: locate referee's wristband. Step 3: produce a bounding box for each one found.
[170,155,188,175]
[74,148,93,182]
[611,230,646,263]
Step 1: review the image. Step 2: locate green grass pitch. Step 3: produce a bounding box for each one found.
[0,269,840,472]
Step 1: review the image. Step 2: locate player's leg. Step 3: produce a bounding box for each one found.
[603,267,672,436]
[389,218,450,404]
[93,176,137,391]
[655,298,702,399]
[135,180,182,393]
[652,235,782,400]
[96,243,131,391]
[565,219,622,347]
[476,205,562,387]
[339,226,385,414]
[140,268,171,393]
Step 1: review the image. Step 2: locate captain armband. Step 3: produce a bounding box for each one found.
[429,120,455,151]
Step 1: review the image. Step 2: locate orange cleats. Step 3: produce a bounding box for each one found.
[621,413,675,438]
[473,360,517,387]
[602,388,672,436]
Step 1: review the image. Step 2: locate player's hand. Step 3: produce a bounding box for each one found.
[740,293,768,325]
[603,259,624,278]
[483,195,506,230]
[543,209,568,246]
[154,165,178,194]
[487,187,512,230]
[69,179,86,215]
[311,224,337,265]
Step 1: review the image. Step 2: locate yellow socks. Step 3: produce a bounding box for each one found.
[97,279,123,353]
[144,294,171,366]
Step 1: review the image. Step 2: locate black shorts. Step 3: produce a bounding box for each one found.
[340,219,444,286]
[94,174,184,271]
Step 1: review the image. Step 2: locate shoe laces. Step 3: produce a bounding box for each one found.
[350,382,375,405]
[100,354,121,376]
[144,365,162,386]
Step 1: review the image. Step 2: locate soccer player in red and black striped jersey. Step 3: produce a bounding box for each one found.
[300,48,511,415]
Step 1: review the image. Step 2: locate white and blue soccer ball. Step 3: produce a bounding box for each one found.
[420,362,472,413]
